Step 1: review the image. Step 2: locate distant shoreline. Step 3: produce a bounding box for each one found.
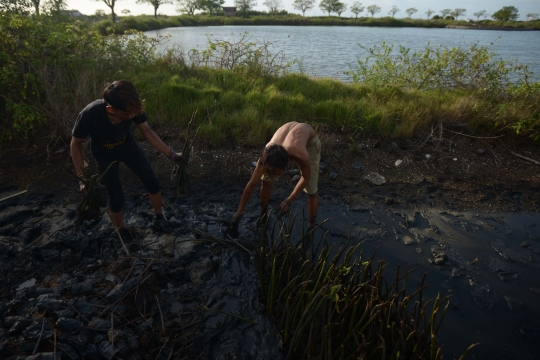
[446,25,540,31]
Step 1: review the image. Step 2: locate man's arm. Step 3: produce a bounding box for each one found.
[231,161,264,228]
[70,136,87,191]
[281,153,311,210]
[136,122,172,156]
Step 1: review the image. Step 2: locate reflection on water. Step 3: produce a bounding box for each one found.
[145,26,540,81]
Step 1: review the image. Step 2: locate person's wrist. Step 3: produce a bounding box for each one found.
[167,149,175,160]
[285,200,292,206]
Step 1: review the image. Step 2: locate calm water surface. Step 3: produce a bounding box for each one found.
[146,26,540,81]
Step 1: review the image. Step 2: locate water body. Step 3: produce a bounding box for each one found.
[146,25,540,81]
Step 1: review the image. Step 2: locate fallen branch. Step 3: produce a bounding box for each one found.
[106,212,131,256]
[443,129,505,139]
[0,190,27,202]
[509,151,540,166]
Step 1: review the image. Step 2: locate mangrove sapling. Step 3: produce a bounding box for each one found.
[67,161,116,221]
[172,112,200,196]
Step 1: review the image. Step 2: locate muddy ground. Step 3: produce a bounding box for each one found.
[1,127,540,359]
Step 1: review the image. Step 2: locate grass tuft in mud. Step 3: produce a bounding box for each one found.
[256,216,477,359]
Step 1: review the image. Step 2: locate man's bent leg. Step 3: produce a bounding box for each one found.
[109,210,124,231]
[308,192,319,228]
[148,191,163,215]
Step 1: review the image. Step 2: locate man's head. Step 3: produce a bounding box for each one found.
[260,144,288,178]
[103,80,144,120]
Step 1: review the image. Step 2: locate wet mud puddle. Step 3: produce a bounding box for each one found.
[1,183,539,359]
[252,195,540,360]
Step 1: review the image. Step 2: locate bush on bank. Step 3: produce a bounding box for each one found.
[1,12,539,151]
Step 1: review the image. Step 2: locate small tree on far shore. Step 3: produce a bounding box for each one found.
[527,13,539,21]
[366,4,380,17]
[451,8,466,20]
[235,0,257,17]
[473,10,486,21]
[319,0,336,16]
[94,0,120,23]
[263,0,282,13]
[292,0,315,17]
[175,0,199,15]
[137,0,173,18]
[440,8,451,18]
[350,1,364,18]
[388,5,399,17]
[492,6,519,21]
[405,7,417,18]
[335,1,346,17]
[425,9,434,19]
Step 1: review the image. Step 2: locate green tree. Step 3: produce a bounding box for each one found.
[440,9,451,18]
[425,9,434,19]
[175,0,199,14]
[43,0,67,15]
[366,4,380,17]
[388,5,399,17]
[350,1,364,18]
[335,1,346,17]
[527,13,539,21]
[0,0,31,14]
[292,0,315,17]
[262,0,282,13]
[235,0,257,17]
[451,8,466,20]
[492,6,519,21]
[121,8,130,15]
[473,10,486,21]
[136,0,172,17]
[198,0,224,15]
[30,0,40,14]
[319,0,337,16]
[94,0,121,23]
[405,7,417,18]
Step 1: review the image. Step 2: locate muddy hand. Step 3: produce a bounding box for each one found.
[173,152,188,164]
[230,212,243,230]
[278,200,291,217]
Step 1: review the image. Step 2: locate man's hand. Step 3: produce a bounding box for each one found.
[230,211,244,230]
[278,200,292,217]
[172,152,188,164]
[79,182,87,194]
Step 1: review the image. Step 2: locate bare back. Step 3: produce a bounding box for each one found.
[266,122,316,164]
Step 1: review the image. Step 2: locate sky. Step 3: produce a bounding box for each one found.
[67,0,539,21]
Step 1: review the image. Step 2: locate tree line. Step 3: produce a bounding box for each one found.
[1,0,538,22]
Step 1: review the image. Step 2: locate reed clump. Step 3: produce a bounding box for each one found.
[256,217,476,359]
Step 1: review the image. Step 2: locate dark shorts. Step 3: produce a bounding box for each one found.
[96,143,160,212]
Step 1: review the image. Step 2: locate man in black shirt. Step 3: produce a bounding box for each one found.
[71,80,181,235]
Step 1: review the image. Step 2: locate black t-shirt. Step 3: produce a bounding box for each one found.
[72,99,147,159]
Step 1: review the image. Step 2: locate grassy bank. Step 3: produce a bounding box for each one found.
[92,14,540,35]
[1,13,539,152]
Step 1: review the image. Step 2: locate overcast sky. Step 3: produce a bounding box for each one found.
[67,0,539,20]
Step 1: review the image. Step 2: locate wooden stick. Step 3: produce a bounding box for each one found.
[0,190,27,202]
[443,129,505,139]
[509,151,540,166]
[106,212,131,255]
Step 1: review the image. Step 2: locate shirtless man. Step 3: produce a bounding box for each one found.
[231,122,321,229]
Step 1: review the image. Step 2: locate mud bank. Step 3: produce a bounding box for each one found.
[1,131,540,359]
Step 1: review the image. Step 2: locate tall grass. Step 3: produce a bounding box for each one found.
[1,13,539,151]
[255,217,477,358]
